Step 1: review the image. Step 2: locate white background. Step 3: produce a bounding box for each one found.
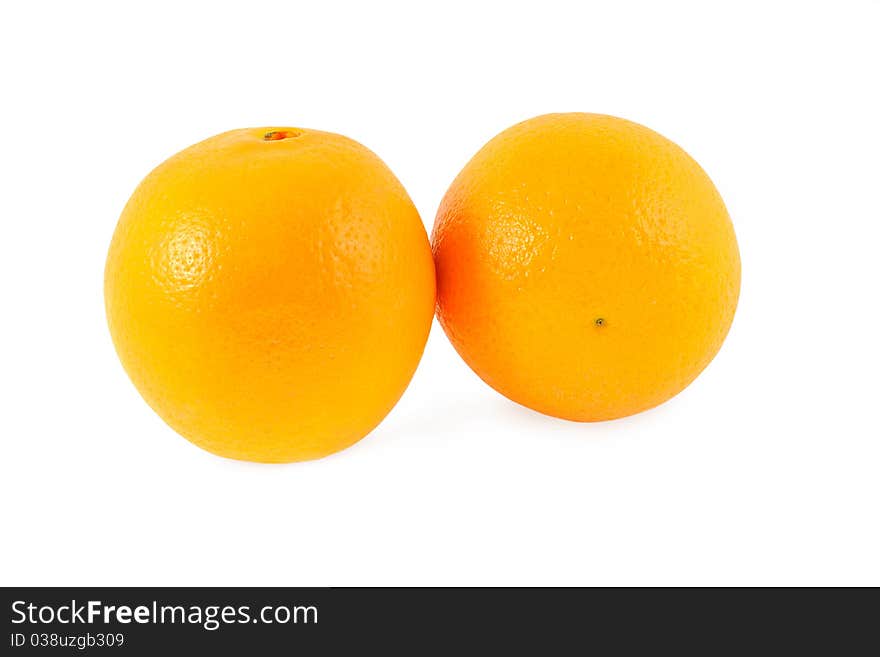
[1,1,878,586]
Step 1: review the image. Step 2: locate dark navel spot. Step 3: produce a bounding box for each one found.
[594,318,605,328]
[263,129,302,141]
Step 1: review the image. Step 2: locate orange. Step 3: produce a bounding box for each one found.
[432,113,740,421]
[105,127,435,462]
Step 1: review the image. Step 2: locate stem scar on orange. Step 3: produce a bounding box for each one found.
[105,128,435,462]
[431,113,740,421]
